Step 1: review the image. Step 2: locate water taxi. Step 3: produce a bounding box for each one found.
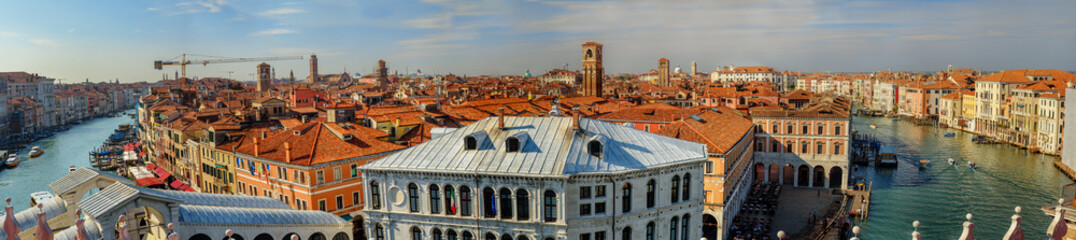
[944,132,955,137]
[870,124,877,129]
[878,153,898,167]
[5,153,19,168]
[28,146,43,158]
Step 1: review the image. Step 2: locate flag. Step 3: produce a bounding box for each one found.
[448,188,456,213]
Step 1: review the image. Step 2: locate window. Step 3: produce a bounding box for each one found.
[483,187,496,218]
[622,227,632,240]
[786,124,793,133]
[646,222,655,240]
[430,184,442,214]
[580,186,592,199]
[336,195,343,210]
[755,140,764,151]
[580,204,591,215]
[682,174,690,200]
[801,141,809,153]
[315,170,324,184]
[580,234,590,240]
[622,183,632,213]
[681,214,690,240]
[771,123,778,133]
[370,181,381,209]
[705,161,713,173]
[501,234,512,240]
[543,190,557,222]
[670,175,680,203]
[333,167,341,181]
[461,186,472,216]
[408,183,420,212]
[350,164,358,178]
[817,124,824,134]
[353,191,360,205]
[318,199,326,211]
[595,202,606,214]
[375,224,385,240]
[499,188,513,219]
[835,124,842,135]
[445,185,456,215]
[670,217,678,240]
[802,125,808,134]
[595,231,605,240]
[646,179,656,208]
[588,140,602,157]
[835,142,843,154]
[786,141,794,153]
[411,227,422,240]
[464,136,478,150]
[816,142,824,154]
[433,229,443,240]
[595,185,606,197]
[463,232,474,240]
[517,189,530,220]
[447,230,458,240]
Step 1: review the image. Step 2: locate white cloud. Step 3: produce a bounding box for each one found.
[259,8,305,16]
[899,34,962,41]
[0,31,21,37]
[171,0,228,15]
[67,28,75,33]
[147,7,161,11]
[30,39,59,47]
[250,29,297,36]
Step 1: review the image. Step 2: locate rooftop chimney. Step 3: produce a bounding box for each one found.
[284,142,292,162]
[253,137,261,157]
[571,106,580,130]
[498,108,505,129]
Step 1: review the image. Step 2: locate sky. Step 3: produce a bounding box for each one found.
[0,0,1074,83]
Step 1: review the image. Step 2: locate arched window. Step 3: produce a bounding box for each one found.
[374,224,384,240]
[680,214,690,240]
[462,231,474,240]
[622,227,632,240]
[501,234,512,240]
[408,183,420,212]
[517,236,528,240]
[670,175,680,203]
[670,217,679,240]
[816,141,825,154]
[370,181,381,210]
[447,230,458,240]
[681,174,690,201]
[464,136,478,150]
[543,190,557,222]
[483,187,496,218]
[433,228,443,240]
[499,188,513,219]
[622,183,632,213]
[461,186,472,216]
[646,222,655,240]
[411,227,422,240]
[484,233,496,240]
[588,140,602,157]
[834,142,843,154]
[800,141,809,154]
[430,184,441,214]
[516,189,530,220]
[646,179,656,208]
[444,185,456,215]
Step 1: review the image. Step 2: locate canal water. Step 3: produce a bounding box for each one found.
[852,116,1072,239]
[0,111,134,208]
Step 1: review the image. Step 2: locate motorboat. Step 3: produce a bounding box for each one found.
[944,132,955,137]
[5,153,19,168]
[919,160,930,169]
[69,165,78,172]
[870,124,878,129]
[948,158,956,165]
[28,146,43,158]
[878,153,898,167]
[968,161,976,170]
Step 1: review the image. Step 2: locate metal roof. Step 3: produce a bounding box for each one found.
[49,167,134,194]
[80,183,291,219]
[0,197,67,238]
[362,117,707,176]
[177,205,348,225]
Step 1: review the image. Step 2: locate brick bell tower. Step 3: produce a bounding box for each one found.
[581,42,604,97]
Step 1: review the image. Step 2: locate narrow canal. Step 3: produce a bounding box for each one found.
[0,111,134,208]
[853,116,1072,239]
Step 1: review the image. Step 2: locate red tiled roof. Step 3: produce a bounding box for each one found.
[656,107,754,154]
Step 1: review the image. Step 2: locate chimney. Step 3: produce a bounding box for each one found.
[498,107,505,129]
[571,106,580,130]
[253,137,261,157]
[284,142,292,162]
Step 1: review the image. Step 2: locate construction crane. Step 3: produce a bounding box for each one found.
[153,53,304,81]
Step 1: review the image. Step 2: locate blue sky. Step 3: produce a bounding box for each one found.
[1,0,1074,83]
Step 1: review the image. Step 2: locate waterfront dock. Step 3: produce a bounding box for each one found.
[848,181,871,220]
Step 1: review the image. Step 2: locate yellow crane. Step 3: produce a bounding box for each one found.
[153,53,304,80]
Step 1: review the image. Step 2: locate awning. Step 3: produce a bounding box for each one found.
[340,214,353,221]
[154,168,172,180]
[170,180,185,189]
[136,177,164,187]
[146,163,157,170]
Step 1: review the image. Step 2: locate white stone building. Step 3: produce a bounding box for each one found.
[1037,91,1065,156]
[360,116,708,240]
[871,80,897,112]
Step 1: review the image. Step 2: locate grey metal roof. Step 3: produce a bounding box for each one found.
[54,219,102,240]
[80,183,291,219]
[49,167,134,194]
[361,117,707,176]
[177,205,348,225]
[0,197,67,238]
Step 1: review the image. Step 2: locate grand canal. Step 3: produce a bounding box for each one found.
[0,111,134,208]
[852,116,1072,238]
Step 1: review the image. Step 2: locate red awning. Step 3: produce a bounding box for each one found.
[136,177,164,187]
[135,142,142,147]
[145,164,157,170]
[170,180,185,189]
[154,168,172,180]
[138,152,147,157]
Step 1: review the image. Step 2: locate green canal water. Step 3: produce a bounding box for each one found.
[0,111,134,208]
[852,116,1072,239]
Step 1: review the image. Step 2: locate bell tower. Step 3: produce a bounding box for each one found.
[581,42,604,97]
[658,58,670,86]
[257,62,272,95]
